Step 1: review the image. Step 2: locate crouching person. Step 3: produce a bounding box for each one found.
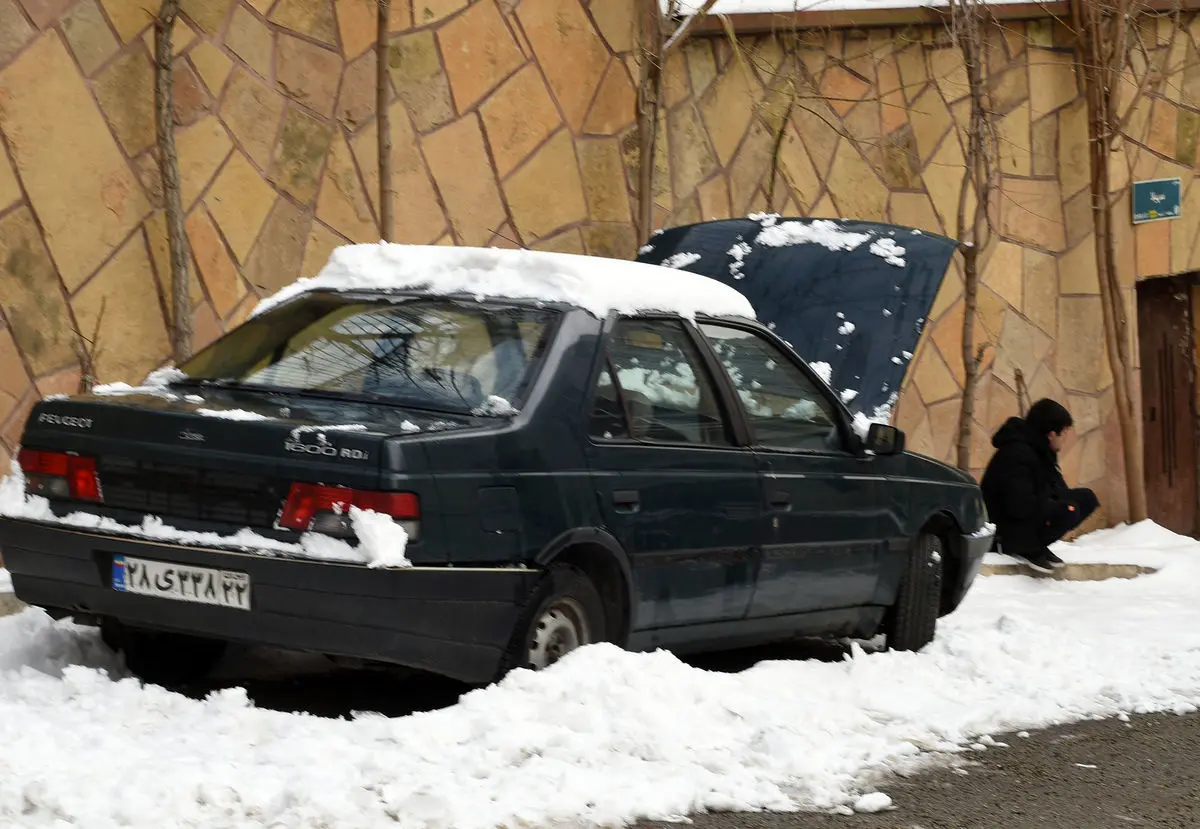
[980,398,1100,574]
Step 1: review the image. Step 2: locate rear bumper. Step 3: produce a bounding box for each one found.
[0,517,538,684]
[944,527,993,615]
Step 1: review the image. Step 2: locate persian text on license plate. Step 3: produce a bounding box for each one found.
[111,554,251,610]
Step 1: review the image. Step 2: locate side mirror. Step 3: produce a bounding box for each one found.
[866,423,905,456]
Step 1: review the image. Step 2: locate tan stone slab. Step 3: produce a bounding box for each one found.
[589,0,633,54]
[1029,48,1078,121]
[479,63,560,179]
[335,0,377,60]
[997,101,1031,177]
[826,139,888,223]
[72,232,170,384]
[577,138,630,224]
[98,0,155,41]
[0,149,19,214]
[981,562,1157,581]
[181,0,234,33]
[421,114,506,246]
[316,131,379,243]
[1000,176,1065,251]
[270,0,338,47]
[186,207,244,318]
[300,220,344,278]
[1023,247,1057,337]
[221,67,286,169]
[336,49,378,129]
[17,0,72,27]
[269,107,333,205]
[583,58,635,136]
[1136,219,1171,279]
[697,175,730,220]
[36,364,82,397]
[911,343,959,405]
[1058,295,1109,393]
[351,102,446,245]
[728,120,773,216]
[277,34,340,117]
[684,40,717,100]
[504,130,586,241]
[438,0,524,114]
[0,0,35,65]
[1059,236,1099,295]
[889,192,940,235]
[243,196,309,295]
[412,0,466,26]
[94,49,156,157]
[530,226,584,254]
[582,222,637,260]
[191,300,222,350]
[700,62,760,166]
[0,328,32,401]
[205,150,277,263]
[387,29,454,133]
[0,32,151,293]
[1058,99,1089,199]
[189,41,233,96]
[517,0,608,133]
[226,3,274,79]
[175,115,233,209]
[144,211,204,322]
[61,0,120,76]
[665,102,717,202]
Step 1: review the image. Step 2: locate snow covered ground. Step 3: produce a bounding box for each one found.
[1,521,1199,828]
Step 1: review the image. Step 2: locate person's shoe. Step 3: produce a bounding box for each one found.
[1043,549,1065,569]
[1018,548,1058,575]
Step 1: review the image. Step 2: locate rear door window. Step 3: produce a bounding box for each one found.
[588,318,732,447]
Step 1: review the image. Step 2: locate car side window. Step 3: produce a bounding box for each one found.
[699,322,844,453]
[591,318,732,447]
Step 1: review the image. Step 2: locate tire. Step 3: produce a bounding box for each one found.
[497,564,606,679]
[885,532,944,652]
[103,621,227,687]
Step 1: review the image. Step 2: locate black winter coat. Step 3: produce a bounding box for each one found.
[979,416,1069,554]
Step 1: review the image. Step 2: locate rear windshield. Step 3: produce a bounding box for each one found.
[178,295,558,413]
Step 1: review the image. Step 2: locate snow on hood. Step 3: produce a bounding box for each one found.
[251,243,757,322]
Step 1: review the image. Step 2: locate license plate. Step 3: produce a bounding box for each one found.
[111,554,251,610]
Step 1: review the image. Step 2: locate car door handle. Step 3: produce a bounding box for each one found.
[613,490,640,513]
[768,490,791,510]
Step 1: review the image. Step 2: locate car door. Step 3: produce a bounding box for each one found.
[695,321,888,618]
[585,316,762,631]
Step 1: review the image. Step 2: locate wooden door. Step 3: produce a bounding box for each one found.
[1137,277,1197,537]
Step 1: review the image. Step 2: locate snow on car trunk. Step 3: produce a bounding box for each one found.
[0,521,1199,826]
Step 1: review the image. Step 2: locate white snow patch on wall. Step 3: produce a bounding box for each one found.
[253,244,756,322]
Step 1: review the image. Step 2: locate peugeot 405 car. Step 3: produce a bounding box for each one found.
[0,244,992,686]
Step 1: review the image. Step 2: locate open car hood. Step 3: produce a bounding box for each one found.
[636,217,958,419]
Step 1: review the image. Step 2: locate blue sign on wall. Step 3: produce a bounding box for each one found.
[1132,177,1182,224]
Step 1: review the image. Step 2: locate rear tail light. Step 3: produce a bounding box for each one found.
[18,449,102,503]
[279,483,420,541]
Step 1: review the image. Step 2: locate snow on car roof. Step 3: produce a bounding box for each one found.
[251,243,758,322]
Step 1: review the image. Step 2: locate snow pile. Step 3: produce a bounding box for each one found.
[2,523,1200,826]
[347,507,411,569]
[253,244,756,322]
[0,568,10,594]
[92,366,187,398]
[0,463,411,569]
[660,252,702,269]
[987,519,1199,571]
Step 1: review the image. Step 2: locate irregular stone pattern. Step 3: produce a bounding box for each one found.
[0,0,1196,524]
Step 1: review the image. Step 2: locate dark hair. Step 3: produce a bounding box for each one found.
[1026,398,1073,435]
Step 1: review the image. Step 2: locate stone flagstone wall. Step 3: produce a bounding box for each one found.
[1,0,1199,531]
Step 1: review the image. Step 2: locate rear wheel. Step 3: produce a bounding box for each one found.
[884,532,944,652]
[498,564,606,678]
[103,621,227,687]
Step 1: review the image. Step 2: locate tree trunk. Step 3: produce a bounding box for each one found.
[377,0,394,242]
[635,0,664,243]
[1071,0,1148,522]
[957,242,980,468]
[155,0,191,364]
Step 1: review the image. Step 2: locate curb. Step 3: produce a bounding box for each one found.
[981,562,1157,581]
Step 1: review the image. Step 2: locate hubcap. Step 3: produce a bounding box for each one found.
[527,597,590,669]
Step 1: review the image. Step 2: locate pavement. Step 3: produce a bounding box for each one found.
[640,712,1200,829]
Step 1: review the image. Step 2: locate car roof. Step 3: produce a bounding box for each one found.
[250,244,757,323]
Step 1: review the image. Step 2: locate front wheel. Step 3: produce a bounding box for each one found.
[497,564,606,678]
[103,621,227,687]
[884,532,944,652]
